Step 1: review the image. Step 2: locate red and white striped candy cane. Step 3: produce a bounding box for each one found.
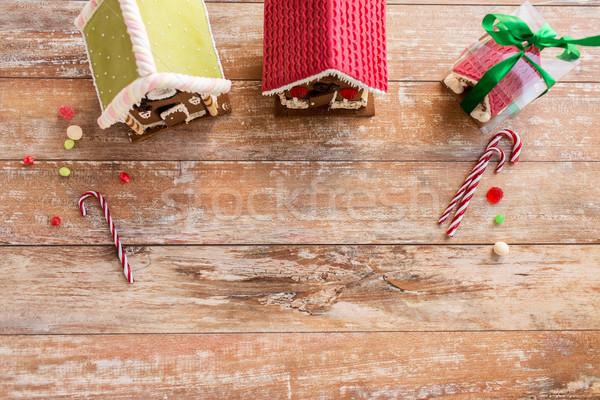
[438,147,506,224]
[487,128,521,163]
[78,191,134,283]
[446,146,505,237]
[438,129,521,224]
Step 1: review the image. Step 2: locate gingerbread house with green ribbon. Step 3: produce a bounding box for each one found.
[75,0,231,141]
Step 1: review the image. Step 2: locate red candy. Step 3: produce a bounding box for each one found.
[50,217,61,226]
[341,88,359,100]
[119,172,130,183]
[23,155,35,165]
[487,187,504,204]
[289,86,308,98]
[58,105,74,119]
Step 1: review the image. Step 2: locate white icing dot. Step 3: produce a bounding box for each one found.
[167,24,171,27]
[147,21,151,25]
[104,72,107,75]
[182,45,185,49]
[92,27,95,30]
[122,34,125,38]
[89,49,93,53]
[108,89,112,93]
[105,15,109,19]
[106,55,110,59]
[177,11,181,15]
[184,28,187,32]
[100,91,104,94]
[112,75,116,79]
[101,33,105,37]
[154,42,158,46]
[126,57,130,60]
[117,55,121,58]
[111,35,115,39]
[98,52,102,56]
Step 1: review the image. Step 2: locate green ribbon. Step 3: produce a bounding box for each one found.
[460,13,600,115]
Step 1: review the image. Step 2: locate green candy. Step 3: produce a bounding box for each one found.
[494,214,505,224]
[59,167,71,177]
[64,139,75,150]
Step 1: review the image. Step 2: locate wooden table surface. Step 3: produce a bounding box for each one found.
[1,1,600,398]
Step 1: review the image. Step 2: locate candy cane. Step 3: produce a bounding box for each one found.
[446,146,505,237]
[78,191,134,283]
[438,147,506,224]
[438,129,521,224]
[487,128,521,163]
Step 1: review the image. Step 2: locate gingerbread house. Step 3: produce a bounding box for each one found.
[262,0,387,116]
[75,0,231,141]
[443,39,542,123]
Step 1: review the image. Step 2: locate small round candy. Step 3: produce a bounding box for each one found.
[50,217,61,226]
[119,172,130,183]
[58,105,74,119]
[493,241,510,256]
[23,155,35,165]
[487,187,504,204]
[59,167,71,177]
[494,214,505,224]
[67,125,83,140]
[289,86,308,98]
[64,139,75,150]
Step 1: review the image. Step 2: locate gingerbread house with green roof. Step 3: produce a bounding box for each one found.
[75,0,231,141]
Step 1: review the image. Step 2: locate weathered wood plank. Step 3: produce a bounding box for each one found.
[1,245,599,333]
[1,3,599,81]
[0,161,599,245]
[1,332,599,399]
[2,79,600,162]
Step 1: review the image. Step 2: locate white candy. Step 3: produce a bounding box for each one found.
[493,241,510,256]
[67,125,83,140]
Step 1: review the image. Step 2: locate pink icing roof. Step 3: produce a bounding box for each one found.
[262,0,388,95]
[452,39,542,118]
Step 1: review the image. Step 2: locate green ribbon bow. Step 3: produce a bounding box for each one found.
[461,13,600,115]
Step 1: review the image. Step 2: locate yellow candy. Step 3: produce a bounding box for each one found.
[59,167,71,177]
[67,125,83,140]
[64,139,75,150]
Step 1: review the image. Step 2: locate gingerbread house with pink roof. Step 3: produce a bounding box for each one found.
[262,0,387,114]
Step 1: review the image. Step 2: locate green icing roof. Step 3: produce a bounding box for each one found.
[136,0,224,79]
[83,0,139,109]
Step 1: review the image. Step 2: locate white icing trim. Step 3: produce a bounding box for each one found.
[98,72,231,129]
[161,103,189,120]
[277,91,368,110]
[187,109,207,122]
[146,88,177,100]
[262,68,386,97]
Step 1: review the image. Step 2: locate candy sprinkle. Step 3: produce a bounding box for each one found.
[494,214,505,224]
[58,105,74,119]
[50,217,61,226]
[487,187,504,204]
[64,139,75,150]
[59,167,71,177]
[66,125,83,140]
[119,172,130,183]
[23,155,35,165]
